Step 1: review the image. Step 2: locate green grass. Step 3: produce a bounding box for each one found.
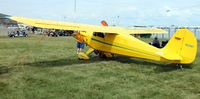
[0,35,200,99]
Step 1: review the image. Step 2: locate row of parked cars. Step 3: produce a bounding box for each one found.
[7,27,74,38]
[47,30,73,37]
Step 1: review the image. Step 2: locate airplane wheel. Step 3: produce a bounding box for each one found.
[99,52,107,59]
[78,58,84,60]
[94,50,99,55]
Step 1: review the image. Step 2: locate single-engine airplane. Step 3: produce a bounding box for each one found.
[5,15,198,65]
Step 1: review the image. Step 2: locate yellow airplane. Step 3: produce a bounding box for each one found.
[6,16,198,65]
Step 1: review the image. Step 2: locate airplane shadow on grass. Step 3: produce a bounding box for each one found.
[24,55,193,73]
[114,56,193,72]
[24,56,103,67]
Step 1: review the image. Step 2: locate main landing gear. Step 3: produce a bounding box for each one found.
[78,48,94,60]
[78,48,114,60]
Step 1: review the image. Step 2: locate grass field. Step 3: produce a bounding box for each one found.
[0,35,200,99]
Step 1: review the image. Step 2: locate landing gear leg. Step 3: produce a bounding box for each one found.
[85,48,95,55]
[78,48,94,60]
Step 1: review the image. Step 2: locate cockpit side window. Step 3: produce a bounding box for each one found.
[93,32,105,38]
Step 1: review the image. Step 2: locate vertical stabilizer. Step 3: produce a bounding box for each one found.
[162,29,197,64]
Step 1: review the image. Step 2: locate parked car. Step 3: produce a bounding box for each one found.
[8,30,28,37]
[48,32,58,37]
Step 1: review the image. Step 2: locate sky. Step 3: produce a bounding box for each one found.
[0,0,200,26]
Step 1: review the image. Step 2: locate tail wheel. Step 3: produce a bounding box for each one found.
[94,50,100,55]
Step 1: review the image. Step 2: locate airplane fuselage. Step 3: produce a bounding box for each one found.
[79,31,163,62]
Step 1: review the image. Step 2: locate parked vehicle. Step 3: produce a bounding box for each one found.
[8,30,28,37]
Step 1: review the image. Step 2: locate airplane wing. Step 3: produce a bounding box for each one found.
[8,16,167,34]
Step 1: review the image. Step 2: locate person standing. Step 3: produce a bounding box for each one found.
[77,41,84,54]
[75,32,85,54]
[152,37,161,48]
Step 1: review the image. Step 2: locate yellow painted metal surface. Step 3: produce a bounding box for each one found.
[161,29,197,64]
[9,16,198,64]
[78,52,89,60]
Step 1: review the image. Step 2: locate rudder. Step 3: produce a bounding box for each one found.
[162,28,197,64]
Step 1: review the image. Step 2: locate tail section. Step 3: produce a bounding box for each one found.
[162,28,197,64]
